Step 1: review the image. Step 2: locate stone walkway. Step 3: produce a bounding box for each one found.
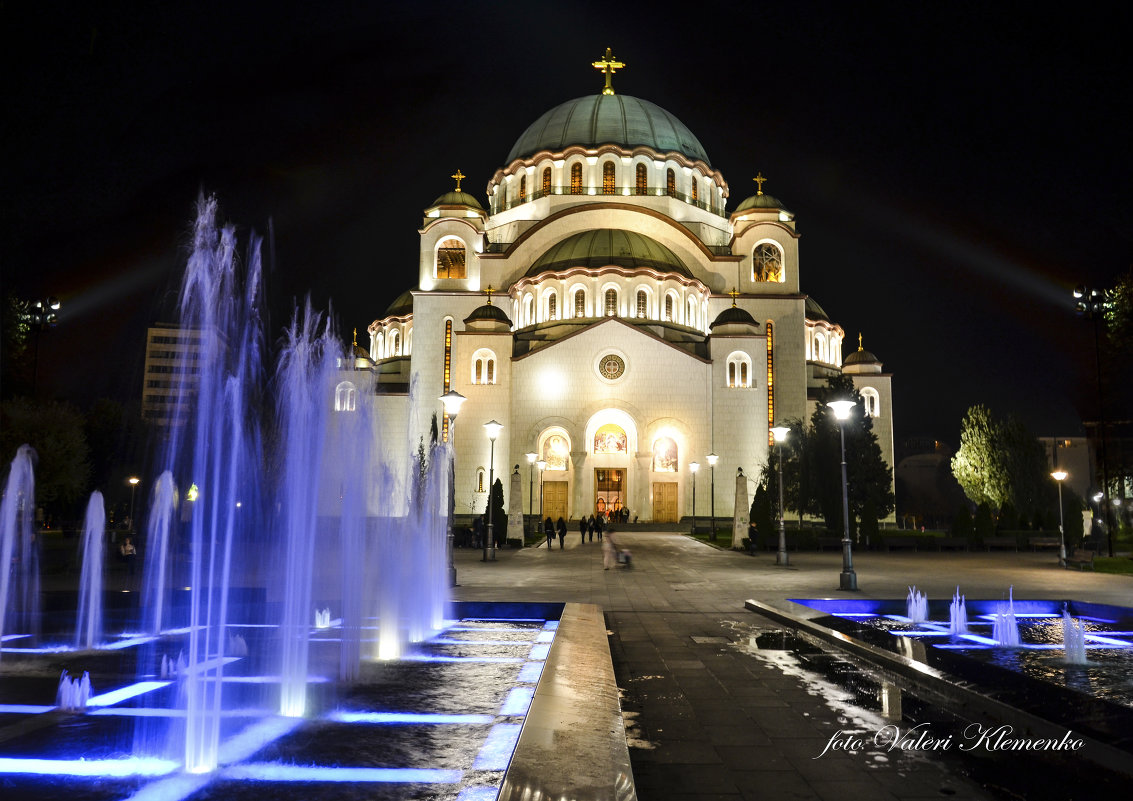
[452,533,1133,800]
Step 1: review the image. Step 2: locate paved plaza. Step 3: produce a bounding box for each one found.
[453,533,1133,801]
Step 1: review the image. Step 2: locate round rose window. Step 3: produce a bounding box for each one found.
[599,354,625,380]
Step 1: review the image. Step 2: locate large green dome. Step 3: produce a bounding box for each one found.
[506,94,711,166]
[526,229,692,278]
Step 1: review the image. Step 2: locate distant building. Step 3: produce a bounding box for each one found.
[141,324,207,426]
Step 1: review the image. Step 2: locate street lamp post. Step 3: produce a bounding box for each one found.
[440,390,467,587]
[27,296,61,397]
[827,400,858,591]
[127,477,140,536]
[525,452,537,537]
[1074,284,1114,556]
[483,420,503,562]
[706,453,718,541]
[1051,469,1068,566]
[771,426,791,566]
[689,462,700,534]
[536,460,546,524]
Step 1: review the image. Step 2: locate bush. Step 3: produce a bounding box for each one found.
[973,503,994,546]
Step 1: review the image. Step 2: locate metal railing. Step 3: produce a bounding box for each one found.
[494,186,727,217]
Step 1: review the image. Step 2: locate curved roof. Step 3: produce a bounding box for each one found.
[709,306,759,329]
[805,297,830,322]
[844,348,880,366]
[733,193,788,214]
[526,229,693,278]
[506,94,711,166]
[428,190,484,210]
[385,290,413,317]
[463,303,513,326]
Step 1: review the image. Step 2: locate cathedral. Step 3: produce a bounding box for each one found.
[357,51,895,527]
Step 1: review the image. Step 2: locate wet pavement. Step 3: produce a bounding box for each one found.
[452,533,1133,800]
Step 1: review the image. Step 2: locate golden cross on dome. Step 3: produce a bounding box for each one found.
[451,169,466,192]
[484,285,494,305]
[858,332,864,351]
[729,287,740,307]
[592,47,625,96]
[353,328,358,347]
[753,172,766,195]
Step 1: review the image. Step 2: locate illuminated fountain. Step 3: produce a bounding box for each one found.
[948,586,968,635]
[992,586,1020,647]
[0,444,40,652]
[75,491,106,650]
[1062,608,1087,665]
[906,586,927,623]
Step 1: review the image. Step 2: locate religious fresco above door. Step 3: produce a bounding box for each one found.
[593,424,628,454]
[541,434,570,471]
[652,436,678,472]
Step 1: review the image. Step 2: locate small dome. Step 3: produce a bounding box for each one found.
[709,306,759,330]
[506,94,711,166]
[463,303,513,326]
[527,229,692,278]
[805,297,830,322]
[385,290,414,317]
[732,193,787,215]
[844,348,880,366]
[428,190,484,210]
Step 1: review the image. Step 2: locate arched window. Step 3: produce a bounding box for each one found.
[524,295,534,326]
[519,174,526,201]
[472,348,497,385]
[860,387,881,417]
[542,166,552,195]
[335,381,357,412]
[814,335,826,363]
[541,433,570,471]
[390,330,400,357]
[636,290,647,318]
[500,183,507,210]
[594,424,628,454]
[570,163,583,194]
[652,436,678,472]
[604,288,618,317]
[726,352,753,388]
[602,162,616,194]
[547,291,558,320]
[666,168,676,197]
[574,288,586,317]
[664,294,674,321]
[436,238,466,279]
[691,178,698,204]
[635,163,647,195]
[371,331,383,361]
[753,242,783,282]
[687,297,697,328]
[476,469,485,493]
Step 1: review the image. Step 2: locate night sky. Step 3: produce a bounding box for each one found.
[4,2,1131,446]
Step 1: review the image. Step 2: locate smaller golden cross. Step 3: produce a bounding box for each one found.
[753,172,766,195]
[352,328,357,347]
[729,287,740,307]
[592,47,625,96]
[858,332,864,351]
[485,284,494,305]
[451,169,466,192]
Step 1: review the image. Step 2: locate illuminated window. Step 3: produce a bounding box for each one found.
[666,168,676,197]
[500,183,507,209]
[594,424,628,454]
[604,288,618,316]
[542,166,551,195]
[334,381,357,412]
[602,162,616,194]
[691,178,698,203]
[687,297,696,328]
[861,387,881,417]
[636,290,647,318]
[524,295,534,326]
[652,437,678,472]
[766,321,775,443]
[570,163,583,194]
[814,335,826,363]
[472,348,497,385]
[547,291,557,320]
[436,238,466,279]
[664,294,674,321]
[635,163,647,195]
[442,319,452,441]
[541,433,570,470]
[519,174,526,201]
[477,470,485,493]
[753,242,783,282]
[574,289,586,317]
[726,352,752,388]
[390,330,400,356]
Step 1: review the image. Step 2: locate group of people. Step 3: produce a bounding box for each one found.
[542,512,629,569]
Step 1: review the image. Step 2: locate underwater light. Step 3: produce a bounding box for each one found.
[0,757,178,777]
[528,643,551,660]
[88,681,171,707]
[0,704,54,714]
[221,764,463,783]
[1082,633,1133,647]
[402,655,525,663]
[499,687,535,716]
[457,788,502,801]
[328,711,495,725]
[517,662,544,682]
[472,723,523,770]
[535,631,555,643]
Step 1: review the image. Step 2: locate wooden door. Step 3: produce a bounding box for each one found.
[653,482,678,523]
[543,481,569,523]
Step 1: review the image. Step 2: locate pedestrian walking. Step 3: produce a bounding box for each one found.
[556,516,567,550]
[544,517,554,550]
[588,514,596,542]
[596,512,604,542]
[579,517,587,544]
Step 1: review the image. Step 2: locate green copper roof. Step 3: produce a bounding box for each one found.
[428,190,484,210]
[733,193,787,214]
[506,95,710,166]
[526,229,692,278]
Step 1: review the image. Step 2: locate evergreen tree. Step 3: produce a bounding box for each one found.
[748,469,773,549]
[487,477,506,546]
[973,502,994,546]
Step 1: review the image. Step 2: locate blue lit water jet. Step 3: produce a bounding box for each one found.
[75,491,106,650]
[0,445,40,653]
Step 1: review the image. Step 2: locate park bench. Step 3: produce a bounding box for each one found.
[935,537,968,551]
[884,537,918,551]
[1028,536,1061,551]
[984,537,1018,551]
[1065,549,1095,570]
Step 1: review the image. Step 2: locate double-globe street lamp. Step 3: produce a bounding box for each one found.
[1073,284,1114,556]
[1052,469,1068,566]
[770,426,791,566]
[689,462,700,534]
[706,452,718,541]
[827,399,858,591]
[483,420,503,562]
[439,390,467,586]
[537,460,547,525]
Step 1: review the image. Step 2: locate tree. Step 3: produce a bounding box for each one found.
[973,502,994,546]
[487,477,506,546]
[951,405,1050,518]
[1,397,91,514]
[748,469,773,549]
[810,375,895,539]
